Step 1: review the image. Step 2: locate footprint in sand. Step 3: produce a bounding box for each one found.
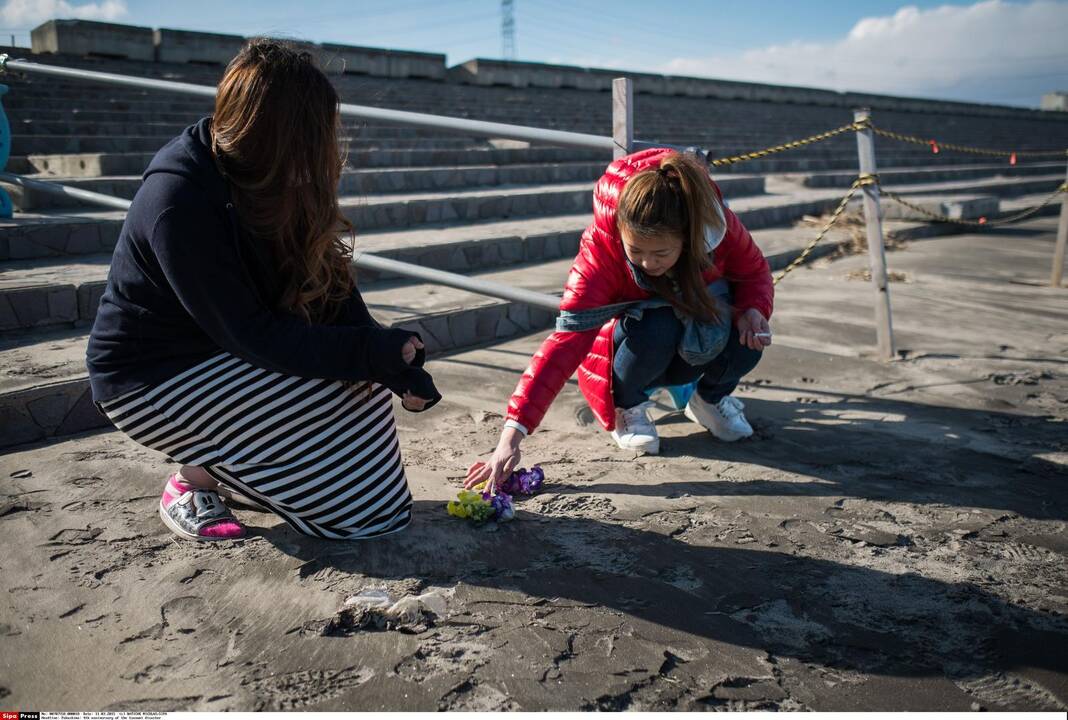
[160,596,208,634]
[243,667,375,711]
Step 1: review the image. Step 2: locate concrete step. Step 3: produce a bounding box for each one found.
[12,135,174,155]
[10,119,191,138]
[5,161,627,210]
[342,175,767,231]
[11,134,491,155]
[0,211,123,262]
[3,96,214,115]
[769,173,1065,206]
[7,116,490,141]
[0,255,111,332]
[6,108,211,125]
[11,146,614,178]
[881,174,1066,199]
[788,162,1065,188]
[871,194,1001,222]
[9,153,157,176]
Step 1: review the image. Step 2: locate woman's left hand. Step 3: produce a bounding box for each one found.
[736,308,772,351]
[402,391,429,412]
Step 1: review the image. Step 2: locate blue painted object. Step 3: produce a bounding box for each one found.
[645,381,697,410]
[0,83,11,218]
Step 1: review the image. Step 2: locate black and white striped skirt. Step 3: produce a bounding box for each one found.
[98,351,412,540]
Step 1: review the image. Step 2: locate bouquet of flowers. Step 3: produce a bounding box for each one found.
[446,465,545,524]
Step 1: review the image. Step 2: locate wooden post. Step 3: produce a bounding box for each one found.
[1050,155,1068,287]
[853,108,896,359]
[612,77,633,160]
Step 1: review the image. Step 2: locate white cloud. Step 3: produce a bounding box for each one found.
[662,1,1068,107]
[1,0,127,29]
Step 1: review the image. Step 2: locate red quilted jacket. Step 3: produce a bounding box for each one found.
[506,147,774,433]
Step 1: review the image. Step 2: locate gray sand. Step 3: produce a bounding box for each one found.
[1,217,1066,711]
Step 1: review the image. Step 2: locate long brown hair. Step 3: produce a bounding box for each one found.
[617,152,725,323]
[211,38,353,323]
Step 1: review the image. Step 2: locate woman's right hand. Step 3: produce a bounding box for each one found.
[465,426,524,494]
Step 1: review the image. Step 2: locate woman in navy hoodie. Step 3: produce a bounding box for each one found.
[86,40,440,542]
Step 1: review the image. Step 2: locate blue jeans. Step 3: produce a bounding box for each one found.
[612,306,763,409]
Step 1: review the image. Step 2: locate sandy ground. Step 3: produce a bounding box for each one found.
[1,217,1066,711]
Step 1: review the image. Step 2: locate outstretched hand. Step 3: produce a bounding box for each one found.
[465,427,524,495]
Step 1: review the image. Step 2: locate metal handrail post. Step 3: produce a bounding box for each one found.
[0,56,615,152]
[853,108,896,360]
[612,77,633,159]
[1051,155,1068,288]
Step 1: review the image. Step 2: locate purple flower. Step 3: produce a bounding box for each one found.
[482,489,513,518]
[508,465,544,495]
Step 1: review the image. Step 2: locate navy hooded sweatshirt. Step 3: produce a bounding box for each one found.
[86,117,440,409]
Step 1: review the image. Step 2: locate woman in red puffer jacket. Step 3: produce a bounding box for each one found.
[466,147,774,490]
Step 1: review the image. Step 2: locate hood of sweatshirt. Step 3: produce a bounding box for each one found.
[143,116,231,206]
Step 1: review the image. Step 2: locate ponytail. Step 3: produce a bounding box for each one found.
[617,152,726,323]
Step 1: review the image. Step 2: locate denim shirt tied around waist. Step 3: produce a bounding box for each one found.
[556,261,733,367]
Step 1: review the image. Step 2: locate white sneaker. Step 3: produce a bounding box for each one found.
[684,394,753,441]
[611,402,660,454]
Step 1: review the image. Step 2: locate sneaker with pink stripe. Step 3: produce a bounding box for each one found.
[159,473,246,541]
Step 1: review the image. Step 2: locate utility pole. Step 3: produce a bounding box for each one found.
[501,0,516,60]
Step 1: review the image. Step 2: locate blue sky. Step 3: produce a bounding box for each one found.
[4,0,1067,107]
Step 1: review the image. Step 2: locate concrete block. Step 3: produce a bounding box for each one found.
[476,305,505,339]
[494,315,521,339]
[507,301,530,330]
[154,28,244,65]
[447,309,479,348]
[320,43,445,79]
[26,390,72,430]
[498,237,524,264]
[417,315,451,353]
[49,287,78,323]
[77,282,106,321]
[529,306,556,328]
[0,401,45,448]
[54,384,109,436]
[32,19,155,61]
[65,225,106,255]
[1042,92,1068,111]
[0,285,77,330]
